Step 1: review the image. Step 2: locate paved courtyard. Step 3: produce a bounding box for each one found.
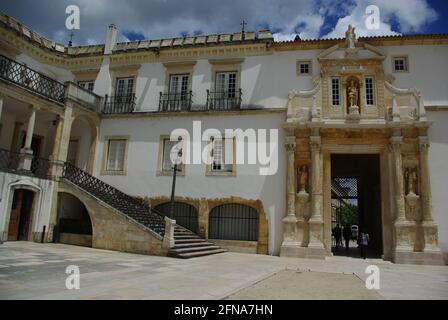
[0,242,447,300]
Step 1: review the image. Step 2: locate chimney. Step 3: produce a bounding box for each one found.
[104,24,117,54]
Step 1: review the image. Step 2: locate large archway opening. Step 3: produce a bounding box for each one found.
[55,192,92,247]
[330,154,383,258]
[153,202,198,233]
[7,189,35,241]
[208,203,259,242]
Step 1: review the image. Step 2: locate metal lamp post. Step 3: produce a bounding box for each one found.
[169,146,182,219]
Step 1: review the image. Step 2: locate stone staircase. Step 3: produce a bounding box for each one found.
[168,225,227,258]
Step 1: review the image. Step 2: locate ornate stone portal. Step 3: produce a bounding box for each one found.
[281,26,444,265]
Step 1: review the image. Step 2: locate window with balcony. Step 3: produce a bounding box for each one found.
[159,74,192,112]
[207,71,241,110]
[103,77,136,114]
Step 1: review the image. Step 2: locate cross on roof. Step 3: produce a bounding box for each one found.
[240,19,247,38]
[68,31,74,47]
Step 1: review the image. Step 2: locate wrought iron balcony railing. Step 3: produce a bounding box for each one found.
[0,148,52,180]
[158,91,193,112]
[102,94,136,114]
[0,54,65,103]
[206,89,242,111]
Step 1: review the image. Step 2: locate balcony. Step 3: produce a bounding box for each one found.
[206,89,242,111]
[0,148,52,180]
[65,82,104,113]
[0,54,65,104]
[158,91,193,112]
[102,94,136,114]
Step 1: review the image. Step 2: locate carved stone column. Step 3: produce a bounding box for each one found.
[308,135,325,252]
[280,136,300,254]
[19,106,38,171]
[390,135,415,253]
[418,136,441,253]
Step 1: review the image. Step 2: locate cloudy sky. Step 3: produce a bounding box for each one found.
[0,0,446,46]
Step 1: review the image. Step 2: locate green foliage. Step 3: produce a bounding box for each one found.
[335,204,358,226]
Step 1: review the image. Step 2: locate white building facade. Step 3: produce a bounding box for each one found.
[0,11,447,264]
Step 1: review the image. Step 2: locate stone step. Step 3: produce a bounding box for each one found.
[174,238,208,244]
[172,242,215,249]
[174,235,200,239]
[174,248,227,259]
[170,245,221,253]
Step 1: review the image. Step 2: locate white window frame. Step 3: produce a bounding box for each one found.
[157,135,186,176]
[101,136,129,175]
[206,134,236,176]
[78,80,94,92]
[115,77,135,97]
[168,74,190,98]
[392,56,409,73]
[331,77,341,106]
[365,76,375,106]
[296,60,312,76]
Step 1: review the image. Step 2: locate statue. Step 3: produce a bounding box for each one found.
[405,167,418,195]
[298,165,308,193]
[348,80,359,107]
[345,24,357,49]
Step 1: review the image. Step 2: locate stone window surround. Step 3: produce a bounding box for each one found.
[208,58,244,93]
[330,76,341,107]
[392,55,410,73]
[162,61,196,94]
[109,64,140,97]
[205,133,237,177]
[296,60,313,76]
[156,134,186,177]
[101,135,129,176]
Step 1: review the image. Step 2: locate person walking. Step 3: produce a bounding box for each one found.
[359,229,370,259]
[343,224,351,251]
[332,224,342,250]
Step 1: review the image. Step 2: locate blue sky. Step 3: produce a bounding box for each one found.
[0,0,446,46]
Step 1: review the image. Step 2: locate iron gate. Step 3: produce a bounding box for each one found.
[208,204,258,241]
[154,202,198,233]
[331,177,359,230]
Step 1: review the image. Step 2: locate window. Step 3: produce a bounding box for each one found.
[297,61,312,75]
[78,81,94,92]
[116,77,134,97]
[215,71,237,98]
[103,138,128,174]
[393,56,408,72]
[331,78,340,106]
[159,137,184,175]
[208,135,235,175]
[169,74,189,98]
[365,77,375,105]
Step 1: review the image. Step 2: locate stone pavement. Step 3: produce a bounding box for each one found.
[0,242,447,300]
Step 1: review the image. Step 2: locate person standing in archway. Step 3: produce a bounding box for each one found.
[359,229,370,259]
[343,224,351,251]
[333,224,342,250]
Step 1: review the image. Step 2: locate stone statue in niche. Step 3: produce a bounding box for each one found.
[348,79,359,107]
[405,167,418,195]
[297,165,309,193]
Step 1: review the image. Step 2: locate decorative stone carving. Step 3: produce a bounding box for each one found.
[297,165,309,193]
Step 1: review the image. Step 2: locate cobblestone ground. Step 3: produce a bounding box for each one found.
[0,242,447,300]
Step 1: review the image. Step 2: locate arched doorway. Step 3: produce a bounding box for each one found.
[55,192,93,247]
[209,203,259,241]
[8,189,35,241]
[153,202,198,233]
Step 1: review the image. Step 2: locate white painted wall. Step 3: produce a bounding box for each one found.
[427,111,448,256]
[96,112,286,255]
[0,172,54,240]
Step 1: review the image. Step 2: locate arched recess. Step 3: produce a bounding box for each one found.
[209,203,259,241]
[153,202,199,233]
[3,181,41,242]
[67,111,99,174]
[55,192,93,247]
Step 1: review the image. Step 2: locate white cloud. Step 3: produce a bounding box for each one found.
[323,0,438,39]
